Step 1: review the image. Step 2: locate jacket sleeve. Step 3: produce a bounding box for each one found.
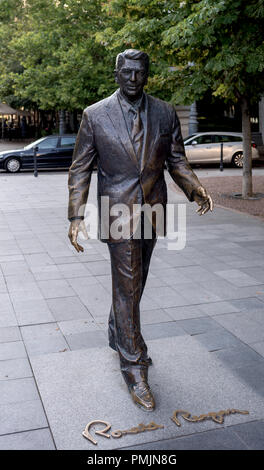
[68,111,98,221]
[166,107,201,201]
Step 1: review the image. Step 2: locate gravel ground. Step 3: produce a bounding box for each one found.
[198,175,264,219]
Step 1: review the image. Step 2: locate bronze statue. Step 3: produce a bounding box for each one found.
[68,49,213,412]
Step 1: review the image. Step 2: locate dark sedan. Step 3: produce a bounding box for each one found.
[0,134,77,172]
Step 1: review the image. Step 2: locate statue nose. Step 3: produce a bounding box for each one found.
[130,71,136,81]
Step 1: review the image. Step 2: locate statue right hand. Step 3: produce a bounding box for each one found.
[68,219,89,253]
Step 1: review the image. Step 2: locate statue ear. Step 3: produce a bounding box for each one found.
[114,70,119,84]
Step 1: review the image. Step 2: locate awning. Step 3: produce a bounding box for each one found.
[0,102,18,116]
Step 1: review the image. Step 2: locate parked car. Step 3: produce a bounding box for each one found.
[0,134,77,173]
[183,132,259,168]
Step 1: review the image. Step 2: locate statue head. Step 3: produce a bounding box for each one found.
[115,49,149,102]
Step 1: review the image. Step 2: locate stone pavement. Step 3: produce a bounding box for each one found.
[0,170,264,450]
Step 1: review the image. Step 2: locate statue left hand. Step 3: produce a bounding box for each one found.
[193,186,213,216]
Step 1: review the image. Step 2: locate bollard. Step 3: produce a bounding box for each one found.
[220,142,224,171]
[33,145,38,177]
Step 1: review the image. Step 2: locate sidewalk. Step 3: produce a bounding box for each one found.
[0,171,264,450]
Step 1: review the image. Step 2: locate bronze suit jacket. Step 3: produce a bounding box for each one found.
[68,89,202,243]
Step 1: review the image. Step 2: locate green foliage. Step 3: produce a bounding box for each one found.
[1,0,263,112]
[161,0,264,105]
[100,0,264,106]
[0,0,115,110]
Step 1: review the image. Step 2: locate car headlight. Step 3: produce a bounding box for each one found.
[0,155,5,160]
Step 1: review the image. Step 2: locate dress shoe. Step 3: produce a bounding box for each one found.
[130,381,155,412]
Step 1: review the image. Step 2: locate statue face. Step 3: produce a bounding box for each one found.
[115,58,148,101]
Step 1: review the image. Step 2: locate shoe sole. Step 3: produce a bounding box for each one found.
[133,400,155,412]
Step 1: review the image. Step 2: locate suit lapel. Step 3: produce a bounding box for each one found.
[105,90,139,169]
[141,95,159,172]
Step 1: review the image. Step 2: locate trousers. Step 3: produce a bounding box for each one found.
[107,217,157,385]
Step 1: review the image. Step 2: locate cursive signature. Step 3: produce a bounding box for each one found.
[171,408,249,427]
[82,420,163,445]
[111,421,164,439]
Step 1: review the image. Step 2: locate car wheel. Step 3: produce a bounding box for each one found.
[232,152,243,168]
[5,158,21,173]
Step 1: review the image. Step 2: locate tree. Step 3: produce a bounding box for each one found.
[162,0,264,198]
[101,0,264,198]
[0,0,116,132]
[0,0,24,102]
[95,0,180,101]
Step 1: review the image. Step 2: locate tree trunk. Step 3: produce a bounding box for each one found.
[241,97,253,198]
[59,110,65,135]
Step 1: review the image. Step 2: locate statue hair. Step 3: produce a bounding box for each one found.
[115,49,149,72]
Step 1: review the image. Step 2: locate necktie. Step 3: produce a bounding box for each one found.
[130,108,144,159]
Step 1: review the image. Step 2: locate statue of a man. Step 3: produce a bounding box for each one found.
[68,49,213,411]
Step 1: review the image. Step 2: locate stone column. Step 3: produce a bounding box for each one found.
[188,101,198,136]
[59,110,65,135]
[259,96,264,144]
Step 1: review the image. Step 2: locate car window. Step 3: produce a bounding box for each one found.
[60,136,76,148]
[195,135,213,144]
[184,134,196,143]
[214,135,243,143]
[37,137,58,149]
[24,137,47,150]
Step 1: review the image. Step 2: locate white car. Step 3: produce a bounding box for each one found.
[184,132,259,168]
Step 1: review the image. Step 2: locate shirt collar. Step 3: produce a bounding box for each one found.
[117,89,145,112]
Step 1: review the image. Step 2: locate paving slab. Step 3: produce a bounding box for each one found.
[215,269,263,287]
[213,312,264,344]
[0,377,39,405]
[37,279,76,299]
[144,286,188,308]
[142,322,186,340]
[193,329,243,351]
[230,420,264,450]
[65,330,107,351]
[175,317,225,335]
[0,261,30,276]
[211,343,264,369]
[85,260,111,276]
[31,265,62,281]
[164,305,207,321]
[140,294,161,311]
[58,318,101,335]
[197,279,262,301]
[1,172,264,450]
[12,299,54,325]
[30,335,264,450]
[24,335,69,357]
[0,341,27,360]
[0,294,18,327]
[229,297,264,312]
[0,358,32,381]
[0,400,48,436]
[140,308,173,324]
[250,341,264,357]
[46,296,92,322]
[0,326,21,343]
[57,263,91,279]
[122,427,248,450]
[0,428,55,450]
[232,362,264,397]
[173,283,222,304]
[198,301,240,316]
[20,322,60,339]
